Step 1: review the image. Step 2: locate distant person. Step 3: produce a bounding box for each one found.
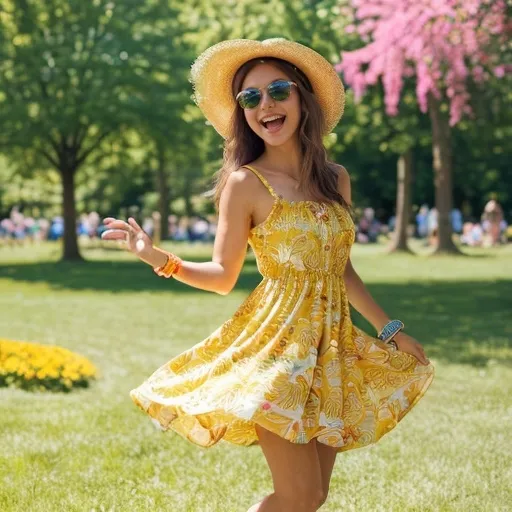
[191,217,209,242]
[482,199,503,246]
[172,217,189,242]
[142,216,154,238]
[461,222,483,247]
[48,217,64,241]
[427,207,438,247]
[78,213,90,237]
[358,207,380,243]
[10,206,26,244]
[451,207,463,235]
[38,218,50,241]
[88,212,100,239]
[416,204,429,239]
[388,214,396,233]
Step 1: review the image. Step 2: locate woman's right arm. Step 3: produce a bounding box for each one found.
[169,169,254,295]
[102,169,254,295]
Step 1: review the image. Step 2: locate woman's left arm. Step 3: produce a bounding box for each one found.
[336,164,430,366]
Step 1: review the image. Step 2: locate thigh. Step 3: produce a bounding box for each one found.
[314,439,338,495]
[255,424,323,498]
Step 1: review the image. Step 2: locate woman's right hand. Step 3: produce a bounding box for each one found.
[101,217,154,261]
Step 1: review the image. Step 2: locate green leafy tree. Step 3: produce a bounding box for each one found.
[0,0,192,259]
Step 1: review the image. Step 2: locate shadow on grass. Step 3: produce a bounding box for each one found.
[350,280,512,368]
[0,258,260,293]
[1,258,510,368]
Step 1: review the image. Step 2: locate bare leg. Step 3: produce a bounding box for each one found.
[246,424,326,512]
[315,439,338,507]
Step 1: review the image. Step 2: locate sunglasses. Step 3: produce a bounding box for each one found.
[235,79,297,110]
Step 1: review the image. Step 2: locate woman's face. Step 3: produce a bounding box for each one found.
[239,63,301,147]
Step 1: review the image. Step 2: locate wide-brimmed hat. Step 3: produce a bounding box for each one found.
[190,38,345,139]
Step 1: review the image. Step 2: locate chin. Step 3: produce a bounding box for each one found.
[263,135,293,147]
[259,127,298,147]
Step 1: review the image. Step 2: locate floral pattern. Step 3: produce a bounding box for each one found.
[130,165,435,451]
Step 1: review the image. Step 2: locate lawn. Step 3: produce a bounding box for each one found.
[1,240,511,512]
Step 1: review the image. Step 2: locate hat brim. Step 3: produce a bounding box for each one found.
[190,38,345,139]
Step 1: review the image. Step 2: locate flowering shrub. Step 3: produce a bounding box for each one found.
[337,0,509,126]
[0,339,98,392]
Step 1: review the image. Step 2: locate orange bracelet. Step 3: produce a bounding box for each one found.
[152,249,183,278]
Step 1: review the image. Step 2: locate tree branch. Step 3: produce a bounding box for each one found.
[38,148,60,171]
[76,130,113,167]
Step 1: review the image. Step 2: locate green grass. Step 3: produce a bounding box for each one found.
[0,240,511,512]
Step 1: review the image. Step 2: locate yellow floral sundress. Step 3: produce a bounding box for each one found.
[130,165,435,452]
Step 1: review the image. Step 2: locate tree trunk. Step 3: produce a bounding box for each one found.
[428,92,461,254]
[156,141,170,239]
[388,150,413,253]
[61,167,82,261]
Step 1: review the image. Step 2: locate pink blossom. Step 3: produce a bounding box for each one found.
[336,0,509,126]
[494,65,505,78]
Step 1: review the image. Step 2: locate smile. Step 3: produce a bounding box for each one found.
[260,114,286,133]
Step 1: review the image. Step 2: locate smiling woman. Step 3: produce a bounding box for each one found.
[101,38,434,512]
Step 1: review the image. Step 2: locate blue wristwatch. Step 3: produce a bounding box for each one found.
[377,320,404,344]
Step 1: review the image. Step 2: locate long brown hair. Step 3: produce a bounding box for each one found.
[207,57,348,212]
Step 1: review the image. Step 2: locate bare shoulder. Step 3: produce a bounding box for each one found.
[330,162,351,206]
[222,167,259,202]
[331,162,350,180]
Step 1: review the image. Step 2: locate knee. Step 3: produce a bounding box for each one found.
[277,487,327,511]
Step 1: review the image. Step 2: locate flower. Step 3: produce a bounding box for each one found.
[0,338,98,392]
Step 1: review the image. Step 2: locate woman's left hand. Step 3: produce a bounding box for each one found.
[393,332,430,365]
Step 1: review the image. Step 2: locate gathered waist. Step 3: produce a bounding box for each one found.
[259,265,346,280]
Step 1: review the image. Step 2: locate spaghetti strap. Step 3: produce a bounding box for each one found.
[243,165,280,200]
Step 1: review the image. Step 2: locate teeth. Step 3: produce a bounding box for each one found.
[261,114,285,123]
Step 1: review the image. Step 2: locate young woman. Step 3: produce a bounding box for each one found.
[102,38,435,512]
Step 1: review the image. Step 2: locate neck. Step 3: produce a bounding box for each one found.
[261,135,302,179]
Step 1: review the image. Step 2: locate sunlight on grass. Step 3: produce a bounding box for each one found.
[0,241,511,511]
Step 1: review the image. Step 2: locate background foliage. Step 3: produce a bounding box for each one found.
[0,0,510,226]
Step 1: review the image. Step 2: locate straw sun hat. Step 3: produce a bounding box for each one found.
[190,38,345,139]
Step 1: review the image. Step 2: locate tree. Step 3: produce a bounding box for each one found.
[336,0,509,253]
[0,0,192,259]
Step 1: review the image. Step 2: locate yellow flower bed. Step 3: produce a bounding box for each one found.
[0,339,98,392]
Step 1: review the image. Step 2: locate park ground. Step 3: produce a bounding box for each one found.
[0,241,511,511]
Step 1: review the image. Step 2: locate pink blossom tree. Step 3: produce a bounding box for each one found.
[336,0,509,254]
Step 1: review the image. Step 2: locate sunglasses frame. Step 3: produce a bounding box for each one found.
[235,79,298,110]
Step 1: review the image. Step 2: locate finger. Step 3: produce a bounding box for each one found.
[419,352,430,365]
[105,220,132,231]
[101,229,129,241]
[419,349,429,363]
[103,217,117,224]
[128,217,143,232]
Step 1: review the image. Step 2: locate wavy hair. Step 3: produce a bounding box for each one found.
[206,57,348,212]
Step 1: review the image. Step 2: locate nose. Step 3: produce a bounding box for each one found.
[259,88,276,110]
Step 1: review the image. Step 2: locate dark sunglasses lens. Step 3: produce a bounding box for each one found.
[268,80,292,101]
[238,89,261,109]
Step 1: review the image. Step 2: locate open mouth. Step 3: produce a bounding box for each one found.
[260,115,286,133]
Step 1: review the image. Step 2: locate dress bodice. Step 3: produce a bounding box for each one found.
[244,165,355,280]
